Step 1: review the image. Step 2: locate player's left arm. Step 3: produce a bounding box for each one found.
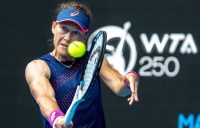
[100,58,139,105]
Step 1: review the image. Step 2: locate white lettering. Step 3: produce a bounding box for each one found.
[169,34,185,53]
[180,34,198,54]
[140,33,169,54]
[141,33,198,54]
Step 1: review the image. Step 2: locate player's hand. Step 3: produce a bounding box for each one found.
[126,72,139,105]
[53,116,73,128]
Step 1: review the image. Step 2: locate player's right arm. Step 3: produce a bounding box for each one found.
[25,60,72,128]
[25,60,60,119]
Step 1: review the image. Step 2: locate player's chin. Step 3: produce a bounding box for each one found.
[60,50,75,59]
[57,45,67,52]
[56,48,67,56]
[60,51,70,57]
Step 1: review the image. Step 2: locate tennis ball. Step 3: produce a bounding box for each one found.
[68,41,86,58]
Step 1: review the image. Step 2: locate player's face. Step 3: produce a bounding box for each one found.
[52,21,86,60]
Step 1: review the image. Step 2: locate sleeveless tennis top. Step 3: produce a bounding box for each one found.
[38,53,106,128]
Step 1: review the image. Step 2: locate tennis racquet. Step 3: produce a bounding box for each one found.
[64,31,107,125]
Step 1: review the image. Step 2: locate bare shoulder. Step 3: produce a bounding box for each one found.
[25,59,50,84]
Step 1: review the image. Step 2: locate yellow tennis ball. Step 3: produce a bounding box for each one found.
[68,41,86,58]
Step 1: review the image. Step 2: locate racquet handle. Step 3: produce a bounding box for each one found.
[65,98,85,125]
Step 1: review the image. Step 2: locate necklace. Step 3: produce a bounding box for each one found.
[50,52,75,68]
[60,61,75,68]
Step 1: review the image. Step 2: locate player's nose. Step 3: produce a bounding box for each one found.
[63,32,73,42]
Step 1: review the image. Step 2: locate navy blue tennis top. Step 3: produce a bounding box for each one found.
[38,53,106,128]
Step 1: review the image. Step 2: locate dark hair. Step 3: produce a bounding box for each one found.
[54,1,93,23]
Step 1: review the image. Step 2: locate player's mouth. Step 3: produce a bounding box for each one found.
[60,43,68,48]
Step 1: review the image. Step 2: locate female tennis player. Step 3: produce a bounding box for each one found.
[25,1,139,128]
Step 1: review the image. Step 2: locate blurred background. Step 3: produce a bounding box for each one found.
[0,0,200,127]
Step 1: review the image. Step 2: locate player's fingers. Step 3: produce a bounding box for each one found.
[53,120,59,128]
[60,121,66,128]
[128,97,134,105]
[66,121,73,128]
[54,122,62,128]
[127,97,131,102]
[70,122,74,128]
[127,93,135,105]
[54,123,62,128]
[53,116,67,128]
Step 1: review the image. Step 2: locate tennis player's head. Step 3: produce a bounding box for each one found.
[51,1,93,60]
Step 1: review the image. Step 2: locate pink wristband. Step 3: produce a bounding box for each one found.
[48,110,65,126]
[124,71,139,90]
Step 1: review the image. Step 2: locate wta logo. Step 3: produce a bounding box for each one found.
[88,21,198,77]
[88,21,137,75]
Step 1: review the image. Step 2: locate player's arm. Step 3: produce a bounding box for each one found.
[100,58,139,105]
[25,60,71,127]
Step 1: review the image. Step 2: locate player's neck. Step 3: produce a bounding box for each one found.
[51,50,75,62]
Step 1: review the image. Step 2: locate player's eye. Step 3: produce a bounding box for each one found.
[72,31,81,37]
[60,27,69,33]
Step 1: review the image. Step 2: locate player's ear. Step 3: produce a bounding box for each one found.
[52,21,57,34]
